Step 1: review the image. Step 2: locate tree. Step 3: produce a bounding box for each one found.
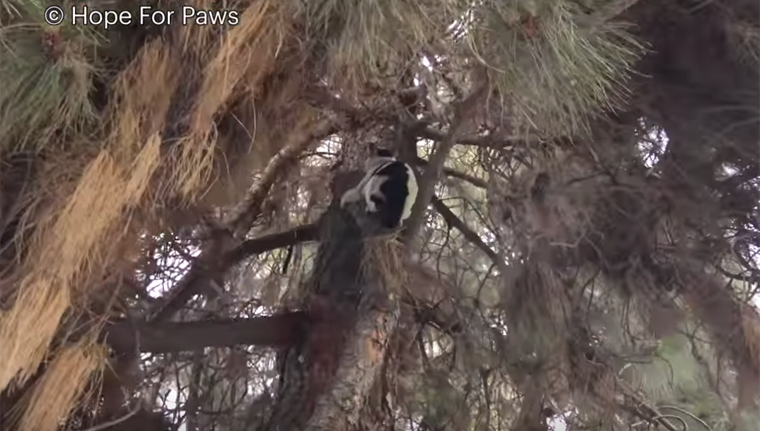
[0,0,758,430]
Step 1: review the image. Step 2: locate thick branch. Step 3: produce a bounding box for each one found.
[106,312,308,353]
[304,301,398,431]
[224,224,317,266]
[260,184,388,431]
[150,225,315,321]
[402,85,488,242]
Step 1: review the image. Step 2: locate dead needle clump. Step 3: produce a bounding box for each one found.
[0,135,161,394]
[0,29,178,394]
[0,0,306,420]
[18,335,107,431]
[0,278,70,392]
[175,0,291,199]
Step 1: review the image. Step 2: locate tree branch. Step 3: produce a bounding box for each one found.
[150,224,317,321]
[304,301,398,431]
[304,84,396,126]
[402,85,488,243]
[430,196,504,269]
[149,118,340,322]
[106,312,308,353]
[416,126,504,148]
[592,0,641,21]
[224,224,317,266]
[414,156,488,188]
[226,119,339,237]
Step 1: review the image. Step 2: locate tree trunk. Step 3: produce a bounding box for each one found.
[259,172,400,431]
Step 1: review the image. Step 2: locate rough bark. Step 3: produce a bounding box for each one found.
[259,171,401,431]
[304,296,398,431]
[105,312,309,354]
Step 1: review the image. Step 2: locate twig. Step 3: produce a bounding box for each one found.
[616,377,683,431]
[79,404,141,431]
[414,156,488,188]
[648,415,688,431]
[658,405,714,431]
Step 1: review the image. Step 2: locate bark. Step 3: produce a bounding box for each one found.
[259,171,401,431]
[304,299,398,431]
[105,312,308,354]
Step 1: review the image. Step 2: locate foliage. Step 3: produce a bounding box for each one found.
[0,0,758,431]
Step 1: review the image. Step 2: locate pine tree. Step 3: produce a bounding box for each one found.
[0,1,758,430]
